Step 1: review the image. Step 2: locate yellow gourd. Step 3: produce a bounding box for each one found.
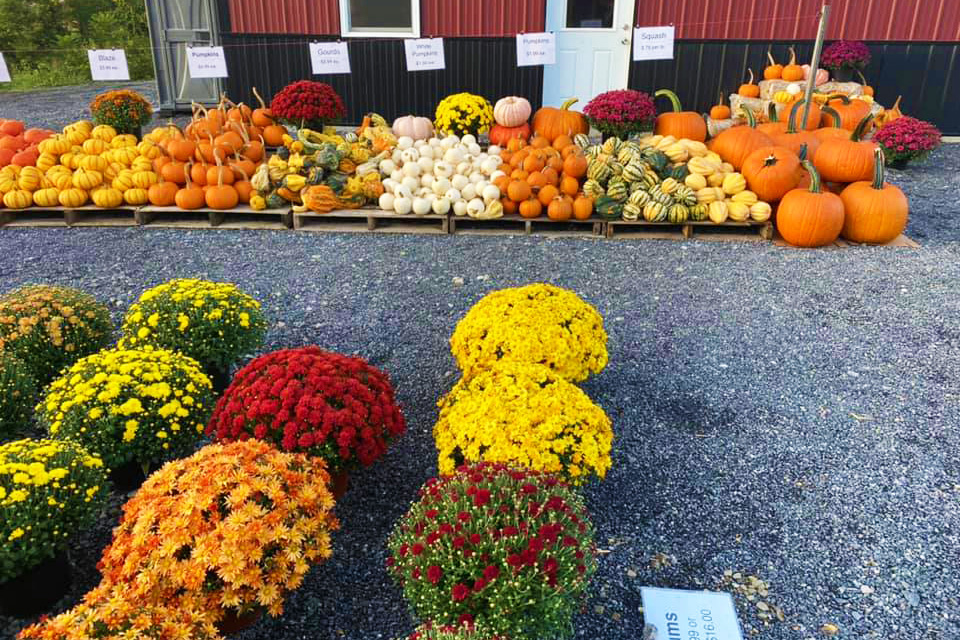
[39,136,71,155]
[17,167,43,192]
[136,140,162,159]
[33,188,61,207]
[71,120,93,133]
[708,200,729,223]
[59,188,88,208]
[80,155,109,172]
[773,90,793,104]
[113,170,135,192]
[3,189,33,209]
[64,128,88,146]
[132,171,159,189]
[123,188,149,205]
[92,187,124,208]
[111,134,138,148]
[684,173,708,190]
[130,156,153,172]
[36,152,58,173]
[721,172,747,195]
[249,194,267,210]
[0,175,17,195]
[91,124,117,142]
[696,187,720,204]
[51,172,74,191]
[750,201,772,222]
[104,162,125,180]
[731,190,758,206]
[727,201,751,221]
[82,138,108,155]
[114,147,140,166]
[72,168,104,190]
[707,172,726,187]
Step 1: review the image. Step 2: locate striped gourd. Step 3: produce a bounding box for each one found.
[584,145,601,160]
[601,136,622,155]
[673,185,698,206]
[594,195,623,220]
[731,190,758,206]
[617,145,638,165]
[641,169,660,190]
[659,177,680,195]
[622,202,642,220]
[727,201,751,221]
[628,181,646,194]
[654,190,674,207]
[628,189,651,207]
[689,203,709,221]
[606,177,628,202]
[641,148,669,173]
[608,161,624,176]
[573,133,591,149]
[582,179,605,199]
[587,158,613,183]
[643,201,668,222]
[667,203,689,223]
[621,161,647,183]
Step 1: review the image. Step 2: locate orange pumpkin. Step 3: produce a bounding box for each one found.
[489,123,531,146]
[781,47,804,82]
[560,175,579,197]
[812,107,848,142]
[538,184,560,207]
[175,165,205,210]
[776,160,845,248]
[552,134,573,151]
[518,198,542,218]
[562,153,588,178]
[522,153,545,173]
[147,179,178,206]
[262,124,286,147]
[877,96,902,127]
[251,87,275,127]
[709,108,774,170]
[654,89,707,142]
[856,70,874,97]
[839,148,908,244]
[764,51,784,80]
[821,94,872,131]
[741,145,801,203]
[572,195,593,220]
[813,115,876,183]
[547,196,573,221]
[738,69,760,98]
[531,99,589,143]
[770,101,822,160]
[501,198,518,215]
[507,180,532,202]
[709,92,732,121]
[758,103,787,137]
[526,170,547,190]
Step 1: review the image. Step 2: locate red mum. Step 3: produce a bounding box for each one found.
[451,584,471,602]
[427,565,443,585]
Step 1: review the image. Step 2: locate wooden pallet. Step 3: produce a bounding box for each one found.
[607,219,773,241]
[449,214,605,237]
[136,205,293,230]
[774,232,920,249]
[293,209,449,234]
[0,206,137,228]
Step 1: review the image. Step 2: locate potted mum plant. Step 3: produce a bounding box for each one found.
[583,89,656,140]
[435,93,494,137]
[434,362,613,484]
[821,40,871,82]
[387,463,596,640]
[118,278,267,391]
[0,284,113,386]
[403,621,505,640]
[97,441,340,631]
[206,346,406,498]
[0,353,37,440]
[874,116,942,169]
[0,438,108,617]
[89,89,154,136]
[450,283,608,382]
[38,346,216,490]
[270,80,346,130]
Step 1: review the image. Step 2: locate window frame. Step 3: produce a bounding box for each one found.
[338,0,421,38]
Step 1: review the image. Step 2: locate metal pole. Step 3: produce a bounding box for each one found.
[800,4,831,129]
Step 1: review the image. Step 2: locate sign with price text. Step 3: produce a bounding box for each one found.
[640,587,742,640]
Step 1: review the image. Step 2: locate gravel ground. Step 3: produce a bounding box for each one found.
[1,84,959,639]
[0,227,957,640]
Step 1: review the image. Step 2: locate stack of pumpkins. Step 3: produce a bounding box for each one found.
[0,119,56,170]
[496,134,593,221]
[708,99,908,246]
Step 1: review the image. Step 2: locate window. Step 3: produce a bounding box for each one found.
[566,0,615,29]
[339,0,420,37]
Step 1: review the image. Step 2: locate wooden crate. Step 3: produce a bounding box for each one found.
[607,219,773,242]
[136,205,293,230]
[0,206,137,228]
[449,214,605,237]
[293,209,449,234]
[774,233,920,249]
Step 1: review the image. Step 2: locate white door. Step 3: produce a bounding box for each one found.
[542,0,635,109]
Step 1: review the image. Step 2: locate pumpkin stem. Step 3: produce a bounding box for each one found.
[820,105,842,128]
[786,99,810,134]
[560,98,580,111]
[798,143,808,162]
[801,159,822,193]
[767,102,779,123]
[737,106,758,128]
[825,93,851,105]
[850,114,874,142]
[788,46,797,66]
[184,161,193,189]
[856,69,869,86]
[889,95,902,112]
[767,51,777,66]
[872,147,886,189]
[252,87,267,110]
[654,89,683,113]
[746,68,755,85]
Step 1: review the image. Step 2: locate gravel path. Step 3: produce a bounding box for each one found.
[0,227,958,640]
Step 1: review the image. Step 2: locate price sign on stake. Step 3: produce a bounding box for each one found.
[0,53,10,83]
[309,41,351,75]
[404,38,445,72]
[640,587,744,640]
[516,32,556,66]
[633,26,675,61]
[87,49,130,81]
[187,46,228,79]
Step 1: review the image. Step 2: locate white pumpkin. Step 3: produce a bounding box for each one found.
[417,157,435,174]
[451,174,469,191]
[468,171,484,184]
[493,96,532,127]
[392,116,434,141]
[418,144,435,159]
[402,162,421,178]
[433,161,454,178]
[445,188,462,202]
[390,169,404,182]
[378,192,395,211]
[481,184,500,203]
[461,184,478,201]
[393,195,412,215]
[382,178,397,193]
[432,196,451,214]
[394,184,413,200]
[456,161,472,176]
[400,147,420,164]
[400,176,420,193]
[396,136,414,150]
[490,169,507,182]
[488,144,502,155]
[420,174,435,188]
[444,147,465,165]
[453,200,468,216]
[432,177,451,195]
[466,197,485,217]
[480,157,501,175]
[467,143,482,157]
[379,159,396,175]
[461,133,478,146]
[412,197,432,215]
[441,136,458,150]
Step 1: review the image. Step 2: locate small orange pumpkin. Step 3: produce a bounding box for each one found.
[518,198,542,219]
[781,47,804,82]
[572,195,593,220]
[175,163,205,210]
[763,51,783,80]
[709,92,732,120]
[147,179,178,206]
[547,196,573,221]
[738,69,761,99]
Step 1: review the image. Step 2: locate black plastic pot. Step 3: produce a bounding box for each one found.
[0,551,71,618]
[109,459,148,493]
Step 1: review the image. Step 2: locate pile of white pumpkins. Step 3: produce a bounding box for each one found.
[376,134,506,219]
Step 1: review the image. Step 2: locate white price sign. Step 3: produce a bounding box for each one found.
[0,53,10,83]
[404,38,445,71]
[516,32,556,66]
[633,26,675,61]
[310,41,351,75]
[187,46,229,79]
[87,49,130,81]
[640,587,743,640]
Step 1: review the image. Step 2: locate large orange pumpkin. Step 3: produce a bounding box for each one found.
[839,148,908,244]
[770,101,822,160]
[531,98,589,143]
[758,103,787,137]
[708,108,774,170]
[489,123,531,146]
[776,160,845,248]
[654,89,707,142]
[741,145,801,203]
[782,97,822,131]
[821,94,872,131]
[813,115,876,183]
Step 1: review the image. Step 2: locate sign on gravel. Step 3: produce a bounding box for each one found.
[640,587,742,640]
